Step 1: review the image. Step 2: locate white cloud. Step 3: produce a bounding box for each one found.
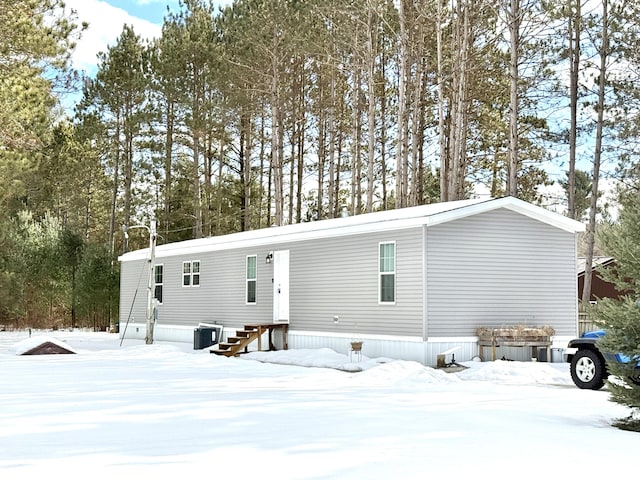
[65,0,162,75]
[136,0,179,6]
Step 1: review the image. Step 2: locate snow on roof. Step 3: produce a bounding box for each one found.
[577,256,615,275]
[120,196,585,262]
[14,336,77,355]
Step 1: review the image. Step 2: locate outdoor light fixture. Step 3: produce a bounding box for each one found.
[265,252,273,264]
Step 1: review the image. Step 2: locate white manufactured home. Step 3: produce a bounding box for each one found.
[118,196,585,365]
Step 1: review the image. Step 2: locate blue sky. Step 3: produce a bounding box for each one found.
[101,0,181,25]
[65,0,231,75]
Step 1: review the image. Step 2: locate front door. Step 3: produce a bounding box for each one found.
[272,250,290,323]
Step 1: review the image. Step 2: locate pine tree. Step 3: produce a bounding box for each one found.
[82,25,150,252]
[596,190,640,431]
[561,170,591,222]
[0,0,82,215]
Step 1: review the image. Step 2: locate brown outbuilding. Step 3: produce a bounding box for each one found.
[20,340,76,355]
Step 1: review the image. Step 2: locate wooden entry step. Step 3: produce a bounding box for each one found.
[210,323,288,357]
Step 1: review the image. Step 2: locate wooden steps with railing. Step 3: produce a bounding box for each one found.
[210,323,288,357]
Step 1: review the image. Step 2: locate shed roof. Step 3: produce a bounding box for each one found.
[15,336,77,355]
[577,256,615,276]
[120,196,585,262]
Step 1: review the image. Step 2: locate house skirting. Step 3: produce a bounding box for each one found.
[119,323,570,366]
[120,322,197,344]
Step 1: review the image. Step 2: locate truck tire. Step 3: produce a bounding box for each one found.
[570,349,605,390]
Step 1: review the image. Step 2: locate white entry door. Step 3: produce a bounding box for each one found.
[273,250,290,323]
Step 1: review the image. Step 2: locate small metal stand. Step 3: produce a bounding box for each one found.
[436,346,464,369]
[350,341,363,362]
[445,353,464,368]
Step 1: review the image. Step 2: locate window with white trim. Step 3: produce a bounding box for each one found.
[182,260,200,287]
[379,242,395,303]
[246,255,257,304]
[154,264,163,304]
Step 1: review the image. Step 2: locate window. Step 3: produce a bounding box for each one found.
[182,260,200,287]
[379,242,395,303]
[154,264,163,304]
[246,255,257,304]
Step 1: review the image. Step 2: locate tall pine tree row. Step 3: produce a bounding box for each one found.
[8,0,640,330]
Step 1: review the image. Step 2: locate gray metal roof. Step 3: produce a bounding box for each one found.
[120,196,586,262]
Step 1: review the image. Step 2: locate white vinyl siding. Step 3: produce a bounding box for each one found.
[425,209,578,337]
[379,242,396,304]
[124,249,275,331]
[246,255,257,304]
[121,229,424,336]
[288,229,423,337]
[119,204,579,344]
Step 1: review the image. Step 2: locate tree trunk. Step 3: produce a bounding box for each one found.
[258,109,267,228]
[380,46,389,209]
[295,62,305,224]
[191,70,202,238]
[123,124,133,236]
[240,110,252,232]
[335,127,343,217]
[271,57,284,226]
[203,126,213,237]
[164,101,174,242]
[507,0,520,197]
[416,64,427,205]
[327,63,336,218]
[567,0,582,219]
[447,0,470,201]
[366,7,377,213]
[288,130,295,225]
[317,93,326,220]
[71,266,76,329]
[411,53,426,206]
[396,0,410,208]
[192,127,202,238]
[109,114,121,254]
[437,0,449,202]
[351,59,362,216]
[582,0,608,304]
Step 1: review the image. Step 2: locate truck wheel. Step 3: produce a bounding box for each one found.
[570,349,605,390]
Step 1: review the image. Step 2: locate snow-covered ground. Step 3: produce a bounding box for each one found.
[1,331,636,479]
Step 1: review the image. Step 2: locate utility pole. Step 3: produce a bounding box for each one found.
[145,219,157,345]
[123,219,157,345]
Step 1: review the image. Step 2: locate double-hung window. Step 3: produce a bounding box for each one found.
[154,264,164,304]
[246,255,257,304]
[379,242,395,304]
[182,260,200,287]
